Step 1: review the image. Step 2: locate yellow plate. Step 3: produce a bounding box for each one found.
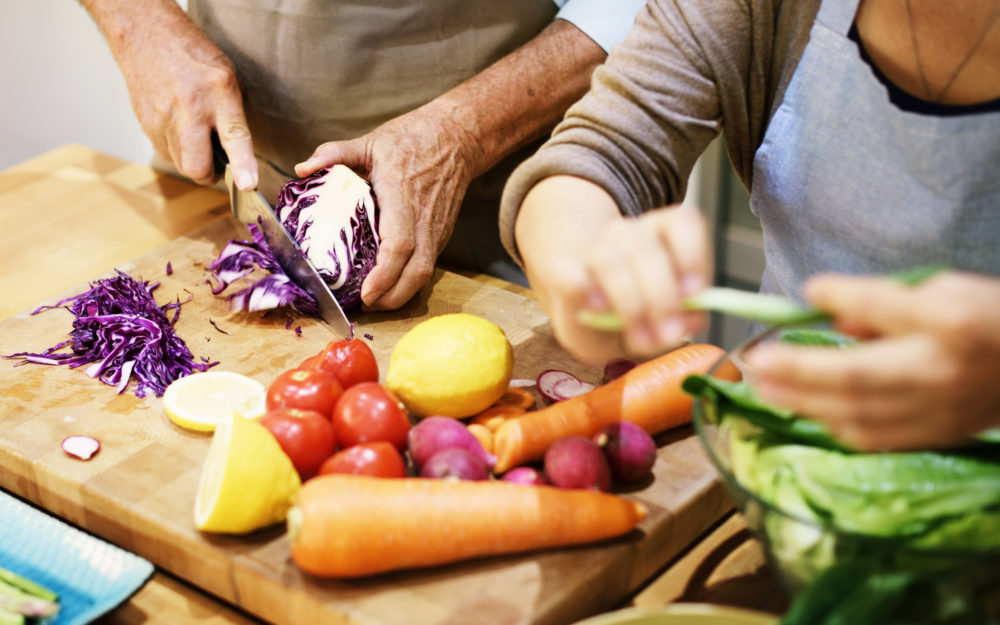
[573,604,778,625]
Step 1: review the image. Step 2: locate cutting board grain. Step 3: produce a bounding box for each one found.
[0,147,732,625]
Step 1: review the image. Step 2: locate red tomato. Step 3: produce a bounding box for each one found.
[259,408,338,480]
[266,368,343,418]
[332,382,411,451]
[318,441,407,478]
[300,339,379,389]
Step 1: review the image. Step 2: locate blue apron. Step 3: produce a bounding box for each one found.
[750,0,1000,305]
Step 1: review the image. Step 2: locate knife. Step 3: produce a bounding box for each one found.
[212,136,354,338]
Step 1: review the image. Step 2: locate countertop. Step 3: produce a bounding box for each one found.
[0,145,787,625]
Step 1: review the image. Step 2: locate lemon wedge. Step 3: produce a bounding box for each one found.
[194,413,301,533]
[163,371,266,432]
[386,313,514,418]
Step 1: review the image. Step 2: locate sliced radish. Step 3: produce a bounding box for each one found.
[536,369,596,403]
[62,435,101,460]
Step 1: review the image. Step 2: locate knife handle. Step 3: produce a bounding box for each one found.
[210,130,229,177]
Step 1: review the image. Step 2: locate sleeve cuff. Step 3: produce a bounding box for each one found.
[554,0,646,52]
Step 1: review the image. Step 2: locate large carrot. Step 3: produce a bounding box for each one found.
[492,343,740,473]
[287,475,647,578]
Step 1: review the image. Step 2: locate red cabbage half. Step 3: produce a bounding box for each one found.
[209,165,380,314]
[6,270,215,398]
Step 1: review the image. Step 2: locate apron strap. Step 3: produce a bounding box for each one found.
[815,0,862,35]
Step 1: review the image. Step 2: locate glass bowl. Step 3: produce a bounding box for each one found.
[691,328,1000,623]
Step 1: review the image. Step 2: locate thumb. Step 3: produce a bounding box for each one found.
[295,138,369,177]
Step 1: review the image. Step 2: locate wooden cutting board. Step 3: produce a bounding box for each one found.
[0,151,732,625]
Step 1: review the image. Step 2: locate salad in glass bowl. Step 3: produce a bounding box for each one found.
[685,325,1000,625]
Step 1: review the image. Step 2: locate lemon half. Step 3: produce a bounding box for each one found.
[194,413,301,533]
[386,313,514,418]
[163,371,266,432]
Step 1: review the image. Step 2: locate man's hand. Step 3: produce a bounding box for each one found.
[295,102,477,310]
[745,272,1000,450]
[82,0,258,190]
[297,19,606,310]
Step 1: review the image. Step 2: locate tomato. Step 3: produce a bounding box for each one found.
[332,382,411,451]
[299,339,379,390]
[259,408,338,480]
[266,368,343,418]
[318,441,407,478]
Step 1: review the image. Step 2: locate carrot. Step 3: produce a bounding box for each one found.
[470,404,527,431]
[496,386,536,411]
[288,475,647,578]
[466,423,494,453]
[492,343,739,473]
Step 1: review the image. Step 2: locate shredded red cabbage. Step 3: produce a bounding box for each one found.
[207,222,319,316]
[6,270,216,398]
[209,166,380,315]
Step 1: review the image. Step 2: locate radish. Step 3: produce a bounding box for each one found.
[543,436,612,491]
[407,416,497,470]
[501,466,549,486]
[420,448,490,481]
[62,435,100,460]
[593,422,657,483]
[536,369,595,403]
[602,358,637,384]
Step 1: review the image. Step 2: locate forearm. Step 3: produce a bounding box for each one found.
[427,19,606,179]
[515,175,619,308]
[80,0,193,60]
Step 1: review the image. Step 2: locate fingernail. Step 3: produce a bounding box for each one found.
[681,274,706,297]
[235,170,257,191]
[743,344,775,370]
[658,317,685,343]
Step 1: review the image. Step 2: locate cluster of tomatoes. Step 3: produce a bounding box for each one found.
[260,338,411,481]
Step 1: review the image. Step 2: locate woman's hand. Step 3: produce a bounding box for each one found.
[295,102,477,310]
[744,271,1000,451]
[515,176,712,365]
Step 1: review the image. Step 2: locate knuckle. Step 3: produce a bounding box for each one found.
[382,237,415,259]
[220,121,251,142]
[936,307,977,336]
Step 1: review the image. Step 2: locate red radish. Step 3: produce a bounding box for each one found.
[593,422,657,482]
[408,416,497,470]
[62,435,100,460]
[420,448,490,481]
[501,466,549,486]
[602,359,637,384]
[536,369,596,403]
[544,436,612,491]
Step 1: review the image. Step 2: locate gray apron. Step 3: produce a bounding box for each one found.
[188,0,558,285]
[750,0,1000,306]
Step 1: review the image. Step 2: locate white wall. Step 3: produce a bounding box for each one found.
[0,1,159,170]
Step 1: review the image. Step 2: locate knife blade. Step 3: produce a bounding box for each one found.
[213,138,353,338]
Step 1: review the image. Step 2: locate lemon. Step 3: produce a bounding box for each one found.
[163,371,266,432]
[386,313,514,418]
[194,413,301,533]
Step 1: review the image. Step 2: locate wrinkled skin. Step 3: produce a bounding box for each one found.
[89,0,258,190]
[745,272,1000,451]
[295,103,476,310]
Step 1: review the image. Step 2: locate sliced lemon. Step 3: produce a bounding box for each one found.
[386,313,514,418]
[163,371,266,432]
[194,413,301,533]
